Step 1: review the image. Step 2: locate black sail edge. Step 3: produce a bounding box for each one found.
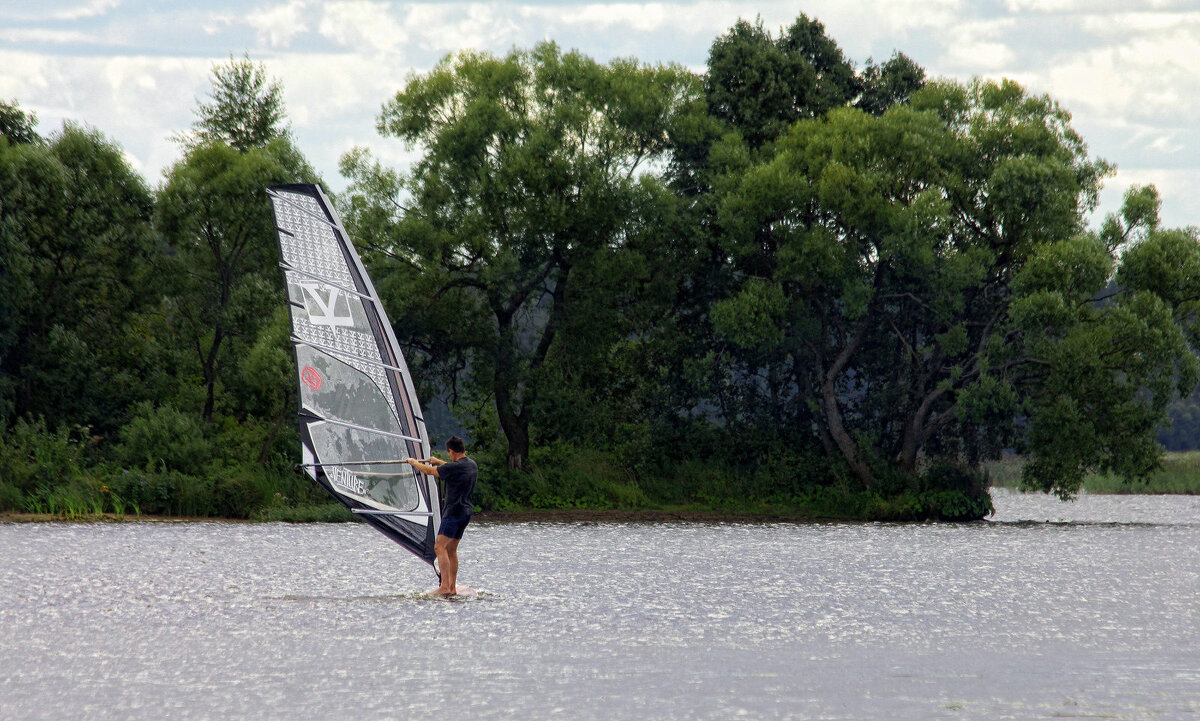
[268,183,441,578]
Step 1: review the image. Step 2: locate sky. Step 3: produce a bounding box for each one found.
[2,0,1199,229]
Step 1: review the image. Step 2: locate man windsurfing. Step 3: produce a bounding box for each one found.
[405,436,478,595]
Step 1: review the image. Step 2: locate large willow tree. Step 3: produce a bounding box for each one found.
[710,79,1200,497]
[342,42,698,470]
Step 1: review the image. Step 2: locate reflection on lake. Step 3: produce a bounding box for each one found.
[2,489,1199,720]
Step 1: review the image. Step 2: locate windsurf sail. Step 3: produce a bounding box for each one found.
[267,183,441,577]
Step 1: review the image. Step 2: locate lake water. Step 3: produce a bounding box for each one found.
[2,489,1199,720]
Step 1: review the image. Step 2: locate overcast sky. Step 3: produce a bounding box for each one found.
[3,0,1199,228]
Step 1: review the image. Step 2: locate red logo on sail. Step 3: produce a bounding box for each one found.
[301,366,323,390]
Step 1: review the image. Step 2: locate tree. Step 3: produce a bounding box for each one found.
[159,56,315,422]
[857,53,926,117]
[704,15,923,151]
[157,139,316,422]
[0,100,40,145]
[342,42,698,470]
[0,123,158,430]
[181,55,289,152]
[648,15,929,475]
[708,78,1199,498]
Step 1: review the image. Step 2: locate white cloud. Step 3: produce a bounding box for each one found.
[938,19,1017,72]
[1080,11,1200,36]
[0,50,210,179]
[247,0,311,48]
[0,51,58,102]
[0,0,122,22]
[1003,0,1092,11]
[0,28,99,45]
[1148,134,1184,154]
[1026,28,1200,121]
[549,3,673,33]
[269,52,398,125]
[1004,0,1193,12]
[202,13,238,36]
[3,0,1199,227]
[53,0,122,21]
[318,1,407,54]
[401,3,525,58]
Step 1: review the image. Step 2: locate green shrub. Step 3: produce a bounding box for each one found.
[0,482,23,512]
[116,402,211,473]
[0,417,95,493]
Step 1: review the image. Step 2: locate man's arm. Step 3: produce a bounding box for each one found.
[405,457,440,476]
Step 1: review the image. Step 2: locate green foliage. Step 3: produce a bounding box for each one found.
[704,15,918,149]
[116,402,211,473]
[343,41,699,470]
[989,453,1200,495]
[0,99,40,145]
[683,70,1196,500]
[156,138,317,420]
[0,417,95,499]
[182,54,289,152]
[0,123,159,432]
[1083,452,1200,494]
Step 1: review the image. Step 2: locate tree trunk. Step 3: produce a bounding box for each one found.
[494,369,529,470]
[821,374,872,488]
[502,415,529,471]
[200,330,224,422]
[820,319,873,488]
[492,316,529,471]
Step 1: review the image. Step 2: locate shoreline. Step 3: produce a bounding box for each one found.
[0,508,828,525]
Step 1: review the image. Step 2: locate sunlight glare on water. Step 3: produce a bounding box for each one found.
[1,488,1199,720]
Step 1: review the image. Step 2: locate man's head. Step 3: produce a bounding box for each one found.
[446,436,466,458]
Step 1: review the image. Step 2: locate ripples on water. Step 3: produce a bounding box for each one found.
[2,489,1199,720]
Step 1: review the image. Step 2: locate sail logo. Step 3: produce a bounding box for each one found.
[301,366,322,390]
[329,466,366,496]
[298,282,355,328]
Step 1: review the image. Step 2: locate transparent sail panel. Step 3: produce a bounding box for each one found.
[308,421,426,515]
[295,346,398,434]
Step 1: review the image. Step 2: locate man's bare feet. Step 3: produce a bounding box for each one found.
[434,587,455,596]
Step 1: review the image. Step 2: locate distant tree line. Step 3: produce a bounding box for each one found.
[2,19,1198,521]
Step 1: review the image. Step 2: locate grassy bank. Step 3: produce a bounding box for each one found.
[0,458,992,524]
[0,423,992,522]
[0,484,992,524]
[986,452,1200,494]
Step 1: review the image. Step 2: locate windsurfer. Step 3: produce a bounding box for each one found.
[406,436,478,596]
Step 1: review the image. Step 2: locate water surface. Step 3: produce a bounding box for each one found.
[2,489,1198,720]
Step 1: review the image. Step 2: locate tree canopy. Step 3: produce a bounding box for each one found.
[0,123,158,431]
[705,78,1196,498]
[0,100,40,146]
[342,42,699,471]
[182,55,290,152]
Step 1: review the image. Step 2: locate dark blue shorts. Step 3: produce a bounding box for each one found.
[438,515,471,539]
